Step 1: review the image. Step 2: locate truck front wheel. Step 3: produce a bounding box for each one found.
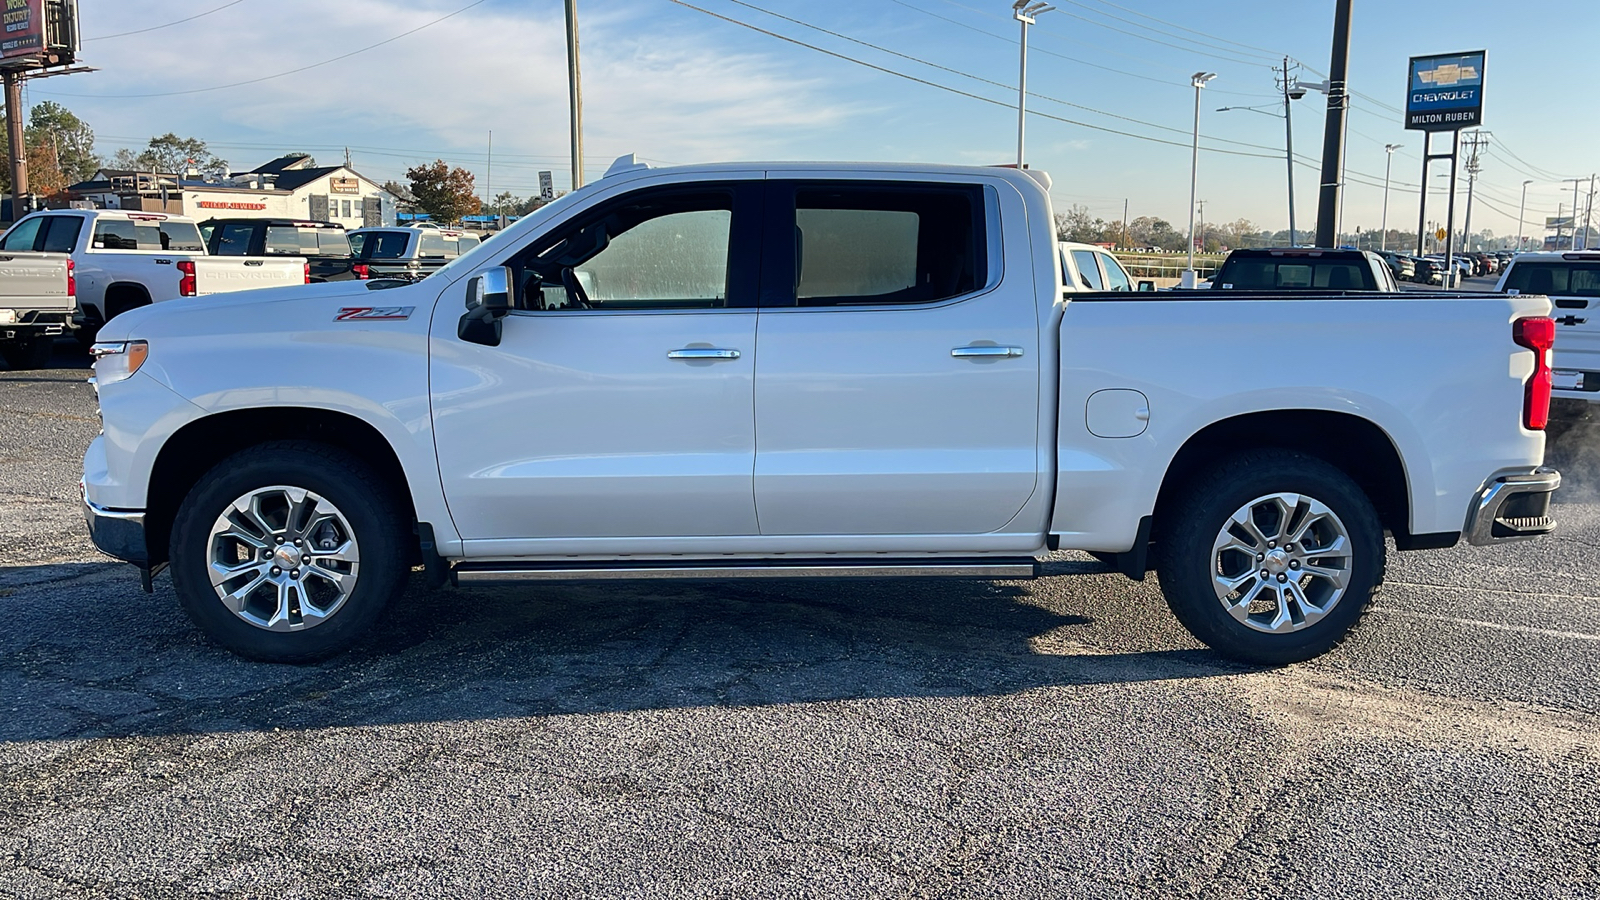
[168,442,409,662]
[1156,450,1384,665]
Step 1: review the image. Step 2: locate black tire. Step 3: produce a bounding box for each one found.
[169,441,409,663]
[75,308,103,350]
[1156,450,1385,665]
[0,335,52,370]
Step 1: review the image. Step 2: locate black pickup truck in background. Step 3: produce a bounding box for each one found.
[198,219,371,283]
[1208,248,1400,291]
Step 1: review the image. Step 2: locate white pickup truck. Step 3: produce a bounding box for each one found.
[1498,250,1599,410]
[82,160,1561,666]
[0,238,73,369]
[2,210,309,346]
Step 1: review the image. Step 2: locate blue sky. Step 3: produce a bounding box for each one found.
[34,0,1597,238]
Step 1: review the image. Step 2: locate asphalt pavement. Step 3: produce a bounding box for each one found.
[1,340,1596,899]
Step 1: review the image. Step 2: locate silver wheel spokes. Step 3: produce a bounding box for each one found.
[206,486,360,632]
[1210,492,1352,635]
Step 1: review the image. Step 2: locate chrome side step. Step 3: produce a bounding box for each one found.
[453,557,1039,585]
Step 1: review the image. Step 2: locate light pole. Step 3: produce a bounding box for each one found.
[1381,144,1401,250]
[1187,71,1216,280]
[1012,1,1054,169]
[1517,179,1533,250]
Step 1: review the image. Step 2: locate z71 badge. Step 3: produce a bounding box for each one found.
[335,306,415,321]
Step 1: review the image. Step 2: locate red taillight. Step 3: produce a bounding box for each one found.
[353,263,370,280]
[66,258,75,297]
[304,261,311,284]
[177,260,196,297]
[1513,316,1555,431]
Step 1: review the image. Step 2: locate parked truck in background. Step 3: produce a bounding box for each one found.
[84,159,1560,667]
[1,210,310,347]
[199,218,371,283]
[0,234,74,369]
[346,225,482,282]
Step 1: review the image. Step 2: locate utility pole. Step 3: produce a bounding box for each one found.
[1121,197,1129,249]
[5,70,27,219]
[1583,174,1596,250]
[1012,2,1054,170]
[1187,71,1216,277]
[1278,56,1298,247]
[1460,131,1489,253]
[1517,180,1532,251]
[1197,199,1207,253]
[1314,0,1352,248]
[1574,178,1584,250]
[564,0,584,191]
[486,130,492,222]
[1381,143,1400,250]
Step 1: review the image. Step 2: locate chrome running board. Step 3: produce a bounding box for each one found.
[453,557,1039,585]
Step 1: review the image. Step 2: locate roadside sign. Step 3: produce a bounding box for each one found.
[1,0,44,60]
[538,171,554,200]
[1406,51,1486,131]
[1436,227,1447,241]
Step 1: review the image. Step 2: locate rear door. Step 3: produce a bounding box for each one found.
[751,177,1040,536]
[0,215,72,310]
[1504,257,1600,398]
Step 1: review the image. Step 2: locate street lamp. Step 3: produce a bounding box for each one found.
[1187,72,1216,279]
[1517,179,1533,250]
[1012,1,1054,170]
[1381,144,1401,250]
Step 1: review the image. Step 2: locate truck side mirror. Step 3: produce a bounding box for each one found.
[459,266,512,347]
[1137,280,1156,292]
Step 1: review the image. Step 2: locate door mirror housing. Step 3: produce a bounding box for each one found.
[459,266,513,346]
[1137,280,1156,292]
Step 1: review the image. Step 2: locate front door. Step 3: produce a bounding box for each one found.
[430,181,763,549]
[752,179,1041,536]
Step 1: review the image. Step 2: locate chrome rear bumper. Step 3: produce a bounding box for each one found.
[1465,468,1560,546]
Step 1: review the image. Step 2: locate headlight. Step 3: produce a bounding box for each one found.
[89,341,149,385]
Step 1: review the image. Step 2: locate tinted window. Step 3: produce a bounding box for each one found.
[93,219,140,250]
[1099,253,1131,291]
[1,216,44,251]
[39,216,82,253]
[317,230,351,257]
[1504,262,1600,298]
[455,233,480,253]
[1072,250,1105,290]
[419,232,447,258]
[264,226,305,255]
[791,184,984,306]
[354,232,410,259]
[159,222,206,252]
[1215,260,1371,290]
[215,223,256,255]
[516,189,735,311]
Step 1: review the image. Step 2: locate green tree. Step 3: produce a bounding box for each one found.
[25,101,97,184]
[405,159,480,224]
[110,133,227,175]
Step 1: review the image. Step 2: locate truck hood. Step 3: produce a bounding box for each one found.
[97,279,434,343]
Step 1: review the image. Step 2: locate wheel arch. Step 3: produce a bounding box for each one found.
[1152,409,1418,547]
[145,407,418,566]
[103,281,154,319]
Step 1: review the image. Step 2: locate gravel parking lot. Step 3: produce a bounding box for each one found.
[2,341,1597,899]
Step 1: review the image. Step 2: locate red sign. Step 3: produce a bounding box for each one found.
[196,200,268,210]
[2,0,43,59]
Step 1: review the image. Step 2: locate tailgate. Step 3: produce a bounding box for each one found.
[192,257,306,295]
[0,251,71,312]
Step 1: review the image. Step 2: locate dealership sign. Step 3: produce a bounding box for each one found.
[1406,51,1485,131]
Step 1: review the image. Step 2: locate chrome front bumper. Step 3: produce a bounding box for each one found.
[83,494,148,564]
[1465,468,1561,546]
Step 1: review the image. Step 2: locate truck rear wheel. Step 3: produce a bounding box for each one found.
[1156,450,1384,665]
[168,442,409,663]
[0,335,54,370]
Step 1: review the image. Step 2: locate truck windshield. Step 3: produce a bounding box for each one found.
[1503,261,1600,298]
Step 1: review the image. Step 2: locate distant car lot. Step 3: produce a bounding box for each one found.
[0,338,1596,897]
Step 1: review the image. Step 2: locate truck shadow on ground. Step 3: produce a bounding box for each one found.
[0,560,1247,743]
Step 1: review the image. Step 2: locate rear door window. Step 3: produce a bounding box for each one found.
[317,230,352,257]
[419,232,447,258]
[264,226,306,255]
[93,219,141,250]
[158,222,206,252]
[1071,250,1105,290]
[215,223,257,255]
[1098,252,1131,291]
[39,216,83,253]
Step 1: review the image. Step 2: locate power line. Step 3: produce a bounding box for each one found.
[664,0,1282,160]
[37,0,490,99]
[83,0,249,41]
[1056,0,1281,64]
[1071,0,1291,60]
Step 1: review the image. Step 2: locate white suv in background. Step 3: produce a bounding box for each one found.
[1498,251,1600,407]
[1059,241,1141,293]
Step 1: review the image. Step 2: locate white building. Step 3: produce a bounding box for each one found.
[66,154,399,227]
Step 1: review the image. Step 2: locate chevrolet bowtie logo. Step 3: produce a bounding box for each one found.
[1418,64,1478,86]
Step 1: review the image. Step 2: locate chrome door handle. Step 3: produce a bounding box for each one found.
[951,345,1024,358]
[667,348,741,360]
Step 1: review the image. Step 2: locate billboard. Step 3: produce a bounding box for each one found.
[1406,51,1485,131]
[2,0,44,60]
